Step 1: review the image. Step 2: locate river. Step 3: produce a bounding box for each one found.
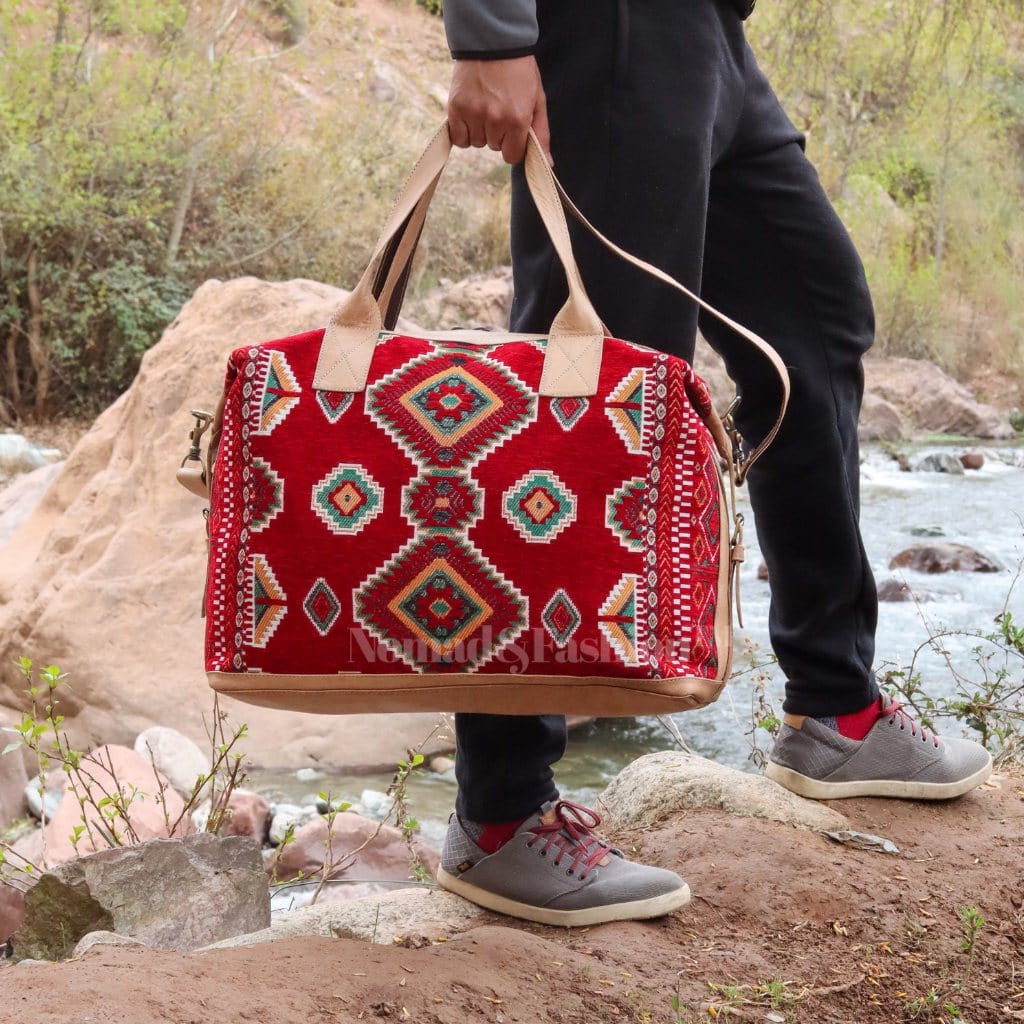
[249,443,1024,847]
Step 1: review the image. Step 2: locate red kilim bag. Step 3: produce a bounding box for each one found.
[178,125,789,716]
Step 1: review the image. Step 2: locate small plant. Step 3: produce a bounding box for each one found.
[959,905,985,958]
[1,657,249,894]
[415,0,442,15]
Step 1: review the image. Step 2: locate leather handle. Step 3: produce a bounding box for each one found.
[313,124,606,396]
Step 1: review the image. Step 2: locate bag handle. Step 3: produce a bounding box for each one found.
[313,125,607,397]
[317,122,790,481]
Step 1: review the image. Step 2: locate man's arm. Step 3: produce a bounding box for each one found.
[443,0,550,165]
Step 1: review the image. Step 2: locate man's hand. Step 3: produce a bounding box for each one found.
[448,57,551,165]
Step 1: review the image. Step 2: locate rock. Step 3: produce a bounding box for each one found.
[269,803,319,846]
[0,883,25,944]
[271,811,439,887]
[72,929,145,957]
[959,451,984,470]
[24,772,68,822]
[360,789,390,820]
[41,744,191,866]
[913,452,964,475]
[202,887,484,951]
[221,789,271,843]
[756,562,769,582]
[408,267,513,331]
[428,755,454,774]
[0,278,450,770]
[876,578,954,603]
[865,357,1013,439]
[597,751,848,833]
[890,543,1002,574]
[0,461,63,551]
[0,435,61,476]
[910,525,945,538]
[294,767,322,783]
[133,726,209,800]
[858,394,904,441]
[13,833,268,961]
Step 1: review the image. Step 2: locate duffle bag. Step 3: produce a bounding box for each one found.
[177,124,789,716]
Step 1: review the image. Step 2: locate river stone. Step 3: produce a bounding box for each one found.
[597,751,848,832]
[269,803,319,845]
[201,888,484,951]
[889,543,1002,574]
[913,452,964,475]
[133,725,209,799]
[909,525,945,538]
[876,578,954,602]
[959,451,984,470]
[12,833,269,961]
[72,930,145,957]
[24,772,67,822]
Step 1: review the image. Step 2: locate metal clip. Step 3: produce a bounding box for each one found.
[182,409,214,466]
[721,396,748,483]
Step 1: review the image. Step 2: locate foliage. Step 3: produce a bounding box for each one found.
[0,657,248,892]
[416,0,443,16]
[748,0,1024,380]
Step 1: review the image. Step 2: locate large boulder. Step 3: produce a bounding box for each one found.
[0,882,26,944]
[408,266,512,330]
[858,393,904,441]
[0,278,449,770]
[864,357,1013,439]
[597,750,848,833]
[890,543,1002,574]
[133,726,209,799]
[12,833,268,960]
[270,810,439,894]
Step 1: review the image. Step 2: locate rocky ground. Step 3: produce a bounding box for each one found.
[1,760,1021,1024]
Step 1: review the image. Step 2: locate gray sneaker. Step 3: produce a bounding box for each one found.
[437,800,690,927]
[767,695,993,800]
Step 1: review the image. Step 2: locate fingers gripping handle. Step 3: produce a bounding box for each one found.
[313,124,605,395]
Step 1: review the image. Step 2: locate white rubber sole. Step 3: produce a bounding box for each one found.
[766,753,993,800]
[436,867,691,927]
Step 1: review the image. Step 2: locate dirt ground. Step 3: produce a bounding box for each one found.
[1,771,1021,1024]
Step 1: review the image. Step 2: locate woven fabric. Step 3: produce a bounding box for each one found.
[205,331,723,683]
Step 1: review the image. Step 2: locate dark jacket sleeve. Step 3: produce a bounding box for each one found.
[442,0,538,60]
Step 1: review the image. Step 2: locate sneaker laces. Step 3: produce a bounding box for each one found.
[885,699,939,748]
[525,800,611,880]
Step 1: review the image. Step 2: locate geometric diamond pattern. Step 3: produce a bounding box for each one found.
[598,573,639,667]
[502,469,577,544]
[317,389,355,424]
[311,464,383,536]
[606,477,647,552]
[354,534,527,671]
[541,589,581,648]
[367,350,535,468]
[550,395,589,431]
[402,470,483,534]
[605,367,645,454]
[303,577,341,637]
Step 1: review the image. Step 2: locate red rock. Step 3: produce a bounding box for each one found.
[0,880,25,942]
[42,744,191,866]
[271,811,439,888]
[959,451,984,470]
[221,789,271,843]
[757,562,769,581]
[889,543,1001,574]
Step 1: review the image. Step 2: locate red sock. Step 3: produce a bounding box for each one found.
[475,817,528,853]
[834,697,884,740]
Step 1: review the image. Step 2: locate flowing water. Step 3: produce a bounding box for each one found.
[249,443,1024,843]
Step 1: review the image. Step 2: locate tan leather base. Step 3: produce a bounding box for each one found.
[208,670,726,716]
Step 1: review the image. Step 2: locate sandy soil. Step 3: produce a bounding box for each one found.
[2,770,1021,1024]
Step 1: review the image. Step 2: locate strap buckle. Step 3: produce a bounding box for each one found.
[182,409,214,467]
[721,396,748,482]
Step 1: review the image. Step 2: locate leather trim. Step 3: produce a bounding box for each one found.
[209,670,725,716]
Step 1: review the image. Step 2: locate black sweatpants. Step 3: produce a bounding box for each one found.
[456,0,880,823]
